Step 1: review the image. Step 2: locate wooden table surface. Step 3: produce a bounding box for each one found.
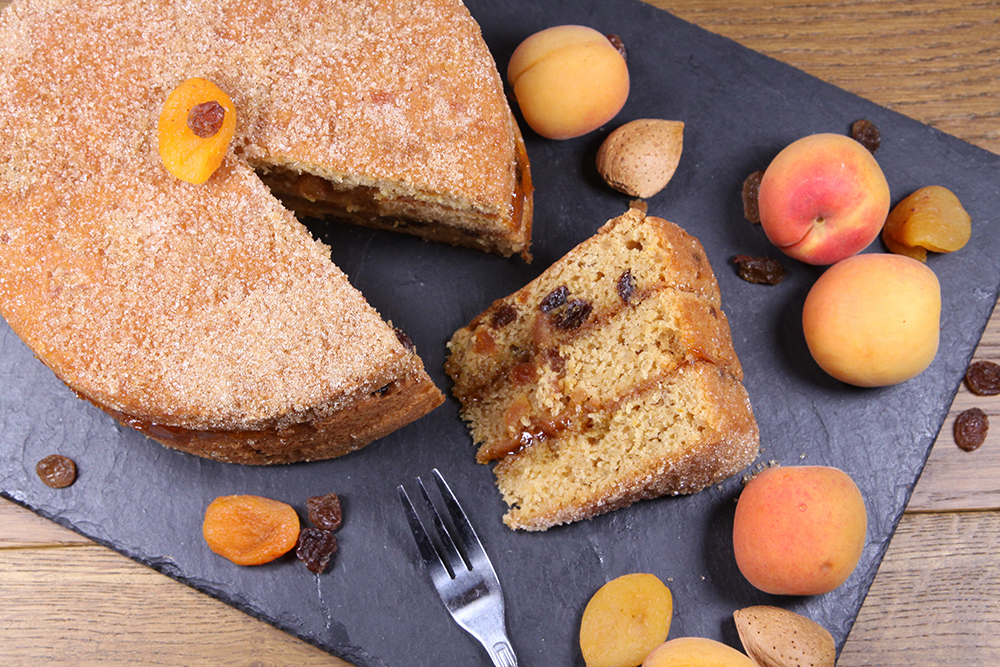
[2,0,999,665]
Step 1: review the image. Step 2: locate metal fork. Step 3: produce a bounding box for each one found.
[398,469,518,667]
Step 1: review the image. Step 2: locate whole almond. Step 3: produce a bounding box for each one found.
[596,119,684,198]
[733,605,835,667]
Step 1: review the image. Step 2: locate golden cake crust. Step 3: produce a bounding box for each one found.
[0,0,563,461]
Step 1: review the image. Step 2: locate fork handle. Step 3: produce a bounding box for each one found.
[484,638,517,667]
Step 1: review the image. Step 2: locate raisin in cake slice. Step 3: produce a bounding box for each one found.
[446,207,759,529]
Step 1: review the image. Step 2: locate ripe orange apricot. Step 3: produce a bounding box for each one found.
[507,25,629,140]
[203,495,300,566]
[157,77,237,184]
[733,466,867,596]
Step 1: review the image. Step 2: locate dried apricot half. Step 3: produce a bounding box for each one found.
[158,77,237,185]
[883,185,971,262]
[580,573,672,667]
[203,495,300,566]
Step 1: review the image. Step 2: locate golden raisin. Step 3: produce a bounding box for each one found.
[851,119,881,153]
[203,495,300,566]
[742,170,764,224]
[966,360,1000,396]
[882,186,971,262]
[188,101,226,138]
[954,408,989,452]
[158,77,237,185]
[36,454,77,488]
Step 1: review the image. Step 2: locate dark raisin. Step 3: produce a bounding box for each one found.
[742,170,764,224]
[733,254,785,285]
[306,492,343,531]
[187,100,226,138]
[954,408,989,452]
[372,383,392,397]
[490,304,518,329]
[617,270,637,304]
[966,360,1000,396]
[851,119,881,153]
[36,454,77,488]
[296,528,339,574]
[393,327,415,352]
[545,348,566,374]
[554,300,593,330]
[606,34,627,61]
[539,285,569,312]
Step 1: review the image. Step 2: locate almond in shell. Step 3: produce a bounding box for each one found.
[596,119,684,198]
[733,605,835,667]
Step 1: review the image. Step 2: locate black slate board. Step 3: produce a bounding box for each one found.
[3,1,1000,665]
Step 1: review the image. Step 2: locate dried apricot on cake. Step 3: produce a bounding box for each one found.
[203,495,300,566]
[158,77,237,184]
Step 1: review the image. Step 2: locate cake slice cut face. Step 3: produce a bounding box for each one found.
[0,0,532,463]
[446,208,760,530]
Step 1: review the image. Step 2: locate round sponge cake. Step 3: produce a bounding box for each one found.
[0,0,530,463]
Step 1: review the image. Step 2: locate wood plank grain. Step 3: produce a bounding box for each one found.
[839,510,1000,665]
[645,0,1000,155]
[0,499,92,548]
[0,540,351,667]
[910,304,1000,511]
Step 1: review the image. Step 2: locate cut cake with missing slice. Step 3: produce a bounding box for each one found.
[445,207,759,530]
[0,0,535,463]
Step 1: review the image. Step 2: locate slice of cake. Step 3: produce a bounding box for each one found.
[446,207,759,530]
[0,0,532,463]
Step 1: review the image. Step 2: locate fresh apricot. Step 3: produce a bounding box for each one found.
[507,25,629,140]
[580,573,673,667]
[203,495,300,566]
[882,185,971,262]
[642,637,757,667]
[158,77,237,184]
[802,253,940,387]
[732,466,867,596]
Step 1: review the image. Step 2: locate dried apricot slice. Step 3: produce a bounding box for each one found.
[203,495,300,566]
[580,573,672,667]
[158,77,237,185]
[882,185,971,262]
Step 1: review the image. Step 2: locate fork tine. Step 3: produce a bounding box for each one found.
[417,475,468,577]
[397,484,449,581]
[431,469,491,572]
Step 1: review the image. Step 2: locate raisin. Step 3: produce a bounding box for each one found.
[851,119,881,153]
[36,454,77,488]
[733,254,785,285]
[954,408,989,452]
[617,270,637,304]
[393,327,416,352]
[554,299,593,330]
[508,362,537,385]
[606,34,627,61]
[491,304,518,329]
[296,528,339,574]
[545,348,566,374]
[742,170,764,224]
[306,492,343,531]
[187,100,226,138]
[539,285,569,312]
[966,360,1000,396]
[372,383,393,397]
